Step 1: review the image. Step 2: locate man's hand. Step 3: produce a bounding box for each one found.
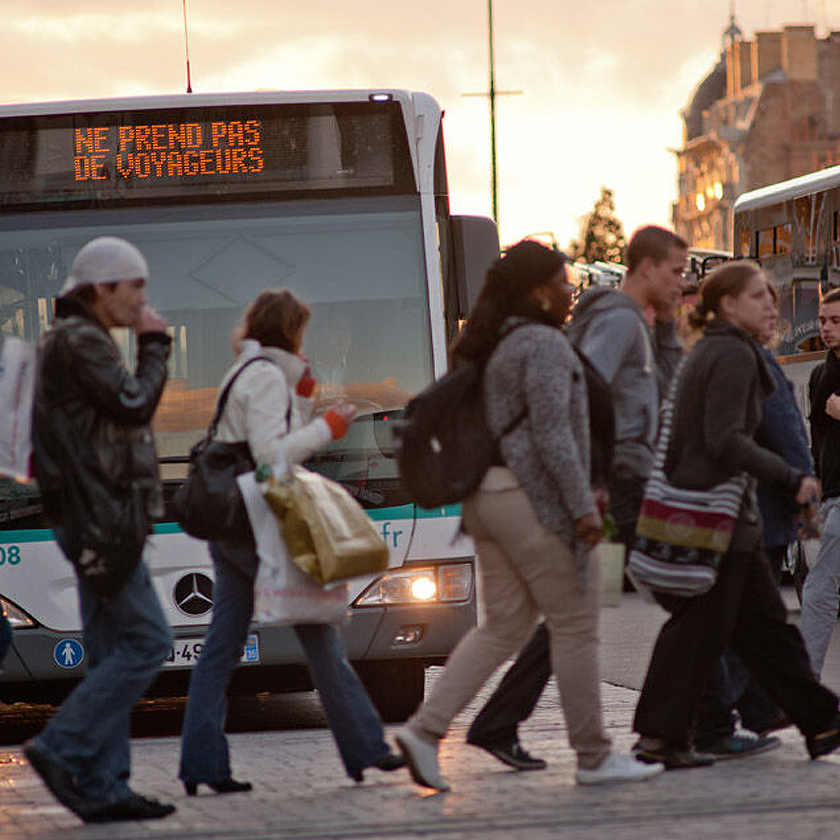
[796,475,820,506]
[135,305,168,335]
[575,512,603,549]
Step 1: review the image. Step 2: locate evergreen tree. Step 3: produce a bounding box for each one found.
[568,187,627,264]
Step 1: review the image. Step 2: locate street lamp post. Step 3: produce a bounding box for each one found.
[462,0,521,228]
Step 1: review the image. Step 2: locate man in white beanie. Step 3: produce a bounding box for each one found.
[24,236,175,822]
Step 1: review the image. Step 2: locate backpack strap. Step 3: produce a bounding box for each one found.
[208,355,273,440]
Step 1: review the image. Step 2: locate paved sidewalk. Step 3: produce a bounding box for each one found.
[3,669,840,840]
[5,590,840,840]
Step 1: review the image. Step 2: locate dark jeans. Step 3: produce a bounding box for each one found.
[634,545,837,748]
[467,470,647,746]
[34,528,172,804]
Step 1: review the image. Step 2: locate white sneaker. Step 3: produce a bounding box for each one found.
[576,752,665,785]
[395,727,450,791]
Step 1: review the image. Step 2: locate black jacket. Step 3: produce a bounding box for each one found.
[33,297,171,590]
[808,350,840,500]
[664,320,803,548]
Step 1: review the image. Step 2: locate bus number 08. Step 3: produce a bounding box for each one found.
[0,546,21,565]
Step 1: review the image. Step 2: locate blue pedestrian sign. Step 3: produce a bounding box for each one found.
[54,639,84,669]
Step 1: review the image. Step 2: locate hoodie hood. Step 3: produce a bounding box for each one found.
[566,287,644,345]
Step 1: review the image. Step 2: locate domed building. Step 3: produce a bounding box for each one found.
[672,19,840,250]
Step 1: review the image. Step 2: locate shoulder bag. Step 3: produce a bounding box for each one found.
[172,355,277,541]
[627,360,748,598]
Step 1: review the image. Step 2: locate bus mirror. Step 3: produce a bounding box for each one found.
[450,215,500,318]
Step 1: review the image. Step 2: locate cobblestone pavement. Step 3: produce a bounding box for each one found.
[4,593,840,840]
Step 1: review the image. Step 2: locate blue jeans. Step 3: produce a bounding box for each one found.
[800,497,840,675]
[33,529,172,804]
[179,540,390,783]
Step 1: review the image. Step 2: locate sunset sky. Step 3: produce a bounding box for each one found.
[2,1,838,249]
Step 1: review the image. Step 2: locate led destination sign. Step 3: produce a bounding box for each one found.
[0,102,414,207]
[73,120,265,182]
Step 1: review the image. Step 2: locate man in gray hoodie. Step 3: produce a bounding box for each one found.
[567,228,686,552]
[466,225,688,771]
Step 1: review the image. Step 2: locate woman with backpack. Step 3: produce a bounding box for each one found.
[395,240,665,790]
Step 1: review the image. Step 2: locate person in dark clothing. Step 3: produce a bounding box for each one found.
[24,237,175,822]
[693,285,813,754]
[799,288,840,675]
[633,260,840,769]
[466,225,687,770]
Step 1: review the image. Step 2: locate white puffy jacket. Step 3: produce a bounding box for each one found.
[214,339,333,470]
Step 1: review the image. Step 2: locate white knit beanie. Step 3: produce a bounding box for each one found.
[60,236,149,297]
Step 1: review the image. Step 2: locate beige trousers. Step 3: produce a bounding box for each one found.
[408,467,611,770]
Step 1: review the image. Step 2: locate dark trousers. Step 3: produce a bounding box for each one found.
[467,622,551,746]
[634,546,837,747]
[694,545,786,746]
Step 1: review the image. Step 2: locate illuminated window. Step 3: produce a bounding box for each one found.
[757,228,774,258]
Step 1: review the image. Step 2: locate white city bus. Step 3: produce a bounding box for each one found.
[732,165,840,412]
[0,89,497,720]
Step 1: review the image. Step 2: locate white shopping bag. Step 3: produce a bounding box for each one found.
[238,471,350,626]
[0,337,36,481]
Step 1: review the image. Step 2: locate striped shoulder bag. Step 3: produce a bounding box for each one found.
[627,360,748,598]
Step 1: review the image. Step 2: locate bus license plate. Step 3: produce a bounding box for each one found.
[162,634,259,668]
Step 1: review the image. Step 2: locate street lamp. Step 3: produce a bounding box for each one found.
[462,0,521,227]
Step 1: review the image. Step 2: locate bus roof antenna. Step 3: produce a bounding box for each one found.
[182,0,193,93]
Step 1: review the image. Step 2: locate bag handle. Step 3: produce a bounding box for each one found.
[652,356,688,470]
[208,355,273,440]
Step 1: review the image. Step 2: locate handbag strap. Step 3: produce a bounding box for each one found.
[652,356,688,471]
[208,355,274,440]
[651,355,748,495]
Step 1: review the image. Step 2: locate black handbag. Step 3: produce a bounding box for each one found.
[172,356,276,541]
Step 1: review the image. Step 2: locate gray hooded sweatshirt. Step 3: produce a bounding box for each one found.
[566,286,682,480]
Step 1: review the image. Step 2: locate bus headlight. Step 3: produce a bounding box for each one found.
[1,597,36,628]
[353,562,473,607]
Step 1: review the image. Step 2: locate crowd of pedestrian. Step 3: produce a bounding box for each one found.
[8,224,840,821]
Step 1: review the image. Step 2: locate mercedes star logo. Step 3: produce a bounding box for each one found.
[173,573,214,616]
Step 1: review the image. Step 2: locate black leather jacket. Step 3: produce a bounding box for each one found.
[33,297,171,540]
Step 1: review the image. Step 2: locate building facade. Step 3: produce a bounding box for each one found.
[673,21,840,252]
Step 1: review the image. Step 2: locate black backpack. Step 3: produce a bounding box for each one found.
[573,348,615,490]
[396,336,527,510]
[396,324,615,510]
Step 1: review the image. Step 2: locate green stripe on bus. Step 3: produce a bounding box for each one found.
[0,504,461,543]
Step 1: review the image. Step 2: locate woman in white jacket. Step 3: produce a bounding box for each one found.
[178,289,403,794]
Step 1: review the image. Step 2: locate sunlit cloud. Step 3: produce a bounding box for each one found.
[3,0,838,247]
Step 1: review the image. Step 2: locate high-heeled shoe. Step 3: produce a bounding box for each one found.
[183,778,252,796]
[351,751,408,783]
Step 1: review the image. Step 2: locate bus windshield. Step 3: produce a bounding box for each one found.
[0,194,432,504]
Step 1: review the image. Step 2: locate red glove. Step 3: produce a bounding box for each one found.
[323,409,349,439]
